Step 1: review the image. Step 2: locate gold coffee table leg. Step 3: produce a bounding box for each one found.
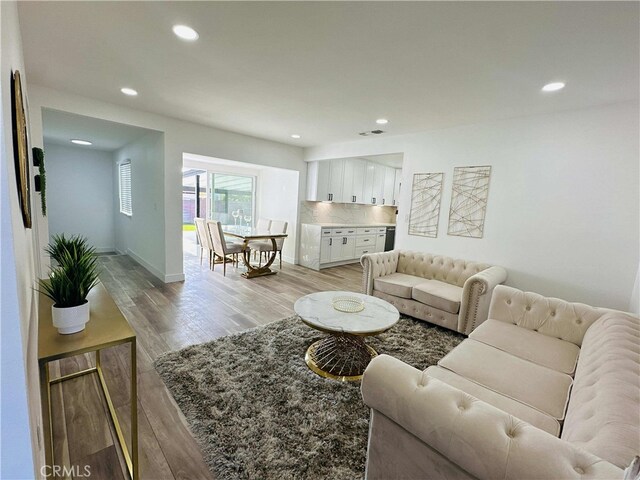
[305,333,377,382]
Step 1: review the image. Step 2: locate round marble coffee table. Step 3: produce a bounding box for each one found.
[294,291,400,382]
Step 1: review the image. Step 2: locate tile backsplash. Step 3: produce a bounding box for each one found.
[300,201,397,224]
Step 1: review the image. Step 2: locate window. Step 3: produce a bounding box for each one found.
[208,173,255,226]
[119,161,132,216]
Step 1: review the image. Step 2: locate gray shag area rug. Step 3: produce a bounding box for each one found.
[154,315,463,480]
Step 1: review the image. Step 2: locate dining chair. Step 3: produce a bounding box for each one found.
[252,218,272,261]
[207,220,245,276]
[255,220,288,269]
[194,217,214,269]
[256,218,272,231]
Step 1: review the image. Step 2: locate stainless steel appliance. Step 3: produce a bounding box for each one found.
[384,226,396,251]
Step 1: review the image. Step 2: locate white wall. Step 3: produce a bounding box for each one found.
[306,102,639,311]
[113,131,166,279]
[45,143,115,252]
[28,86,305,282]
[1,2,43,476]
[258,167,299,263]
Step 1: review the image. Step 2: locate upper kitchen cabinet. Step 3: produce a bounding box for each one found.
[382,166,396,206]
[307,153,403,205]
[393,168,402,206]
[342,157,366,204]
[307,159,344,202]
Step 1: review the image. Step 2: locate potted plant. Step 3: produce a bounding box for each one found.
[39,235,100,334]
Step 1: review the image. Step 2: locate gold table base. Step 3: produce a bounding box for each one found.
[305,334,377,382]
[240,237,279,278]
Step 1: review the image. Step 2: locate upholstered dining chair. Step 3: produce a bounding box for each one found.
[207,220,245,276]
[251,218,272,260]
[194,217,214,269]
[256,218,272,231]
[254,220,288,269]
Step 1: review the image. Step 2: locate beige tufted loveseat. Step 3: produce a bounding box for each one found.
[361,285,640,480]
[361,250,507,334]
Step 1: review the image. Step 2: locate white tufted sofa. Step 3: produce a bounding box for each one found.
[361,285,640,480]
[361,250,507,334]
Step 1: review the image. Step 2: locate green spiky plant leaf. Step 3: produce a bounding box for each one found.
[39,235,100,308]
[46,234,95,266]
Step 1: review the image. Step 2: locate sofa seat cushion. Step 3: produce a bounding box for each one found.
[469,319,580,375]
[561,312,640,469]
[373,273,426,299]
[411,280,462,314]
[425,366,560,436]
[438,339,573,420]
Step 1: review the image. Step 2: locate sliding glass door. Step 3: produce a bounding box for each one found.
[208,173,256,227]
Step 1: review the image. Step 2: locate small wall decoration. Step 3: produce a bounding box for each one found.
[33,147,47,216]
[447,165,492,238]
[11,70,31,228]
[408,172,444,237]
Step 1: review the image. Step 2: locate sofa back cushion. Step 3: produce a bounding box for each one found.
[561,312,640,469]
[396,251,490,287]
[488,285,606,347]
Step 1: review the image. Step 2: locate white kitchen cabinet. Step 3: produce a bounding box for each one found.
[342,158,366,204]
[300,224,390,270]
[371,164,385,205]
[363,161,376,205]
[308,159,401,206]
[306,160,331,202]
[320,236,332,263]
[307,159,344,202]
[328,159,344,202]
[393,169,402,206]
[382,166,396,206]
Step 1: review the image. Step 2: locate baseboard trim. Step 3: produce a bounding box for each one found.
[164,272,186,283]
[126,249,165,282]
[95,247,116,254]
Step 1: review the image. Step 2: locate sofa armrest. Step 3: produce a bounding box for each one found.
[361,355,622,480]
[360,250,400,295]
[459,266,507,334]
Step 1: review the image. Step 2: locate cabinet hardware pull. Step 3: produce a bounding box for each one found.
[352,195,356,202]
[372,197,376,204]
[329,238,332,246]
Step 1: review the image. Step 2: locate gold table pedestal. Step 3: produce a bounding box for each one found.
[305,333,378,382]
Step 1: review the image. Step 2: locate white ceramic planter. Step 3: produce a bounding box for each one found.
[52,301,90,334]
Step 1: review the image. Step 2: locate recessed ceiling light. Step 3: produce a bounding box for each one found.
[376,118,389,125]
[173,25,199,41]
[71,139,92,146]
[120,87,138,96]
[542,82,565,92]
[291,134,301,139]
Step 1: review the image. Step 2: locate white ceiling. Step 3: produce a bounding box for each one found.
[20,2,639,147]
[42,109,155,151]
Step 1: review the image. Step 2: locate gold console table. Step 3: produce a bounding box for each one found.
[38,282,138,479]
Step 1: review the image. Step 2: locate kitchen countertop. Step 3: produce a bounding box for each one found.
[302,222,396,227]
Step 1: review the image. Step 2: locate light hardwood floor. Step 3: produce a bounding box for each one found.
[49,250,363,479]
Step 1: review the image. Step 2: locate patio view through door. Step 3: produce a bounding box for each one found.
[182,168,257,257]
[208,173,255,228]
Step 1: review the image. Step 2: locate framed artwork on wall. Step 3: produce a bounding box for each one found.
[408,172,444,237]
[447,165,491,238]
[11,70,32,229]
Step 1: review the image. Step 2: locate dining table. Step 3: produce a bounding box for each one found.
[222,225,288,279]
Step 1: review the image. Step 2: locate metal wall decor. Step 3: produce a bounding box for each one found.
[408,173,444,237]
[447,165,492,238]
[11,70,31,228]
